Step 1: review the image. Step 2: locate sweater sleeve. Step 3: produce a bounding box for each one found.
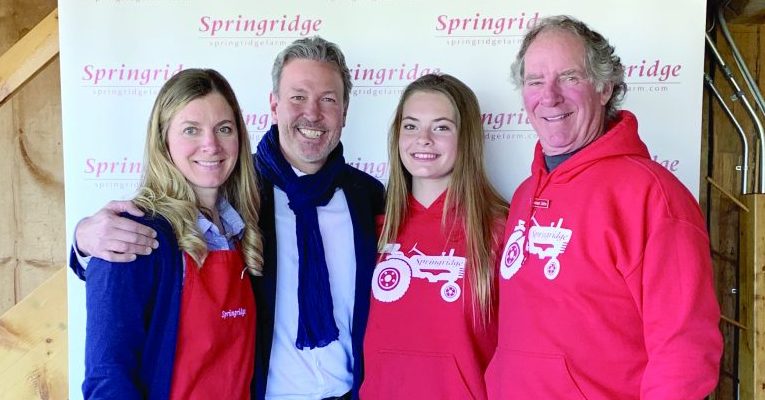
[82,253,159,399]
[69,244,89,281]
[630,217,722,399]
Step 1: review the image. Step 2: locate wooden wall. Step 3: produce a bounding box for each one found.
[705,17,765,399]
[730,0,765,24]
[0,0,63,317]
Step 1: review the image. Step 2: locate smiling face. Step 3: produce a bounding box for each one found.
[522,29,613,155]
[398,90,459,196]
[270,58,346,174]
[166,92,239,207]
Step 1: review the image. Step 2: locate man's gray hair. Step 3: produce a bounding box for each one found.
[511,15,627,121]
[271,36,352,110]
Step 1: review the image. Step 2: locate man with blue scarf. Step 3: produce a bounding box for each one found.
[71,37,385,400]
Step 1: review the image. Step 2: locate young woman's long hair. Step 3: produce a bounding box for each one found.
[380,73,508,324]
[133,68,263,275]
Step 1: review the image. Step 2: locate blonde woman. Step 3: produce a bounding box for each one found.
[83,69,262,399]
[361,74,507,399]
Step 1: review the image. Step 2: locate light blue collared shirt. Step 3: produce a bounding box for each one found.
[198,197,245,250]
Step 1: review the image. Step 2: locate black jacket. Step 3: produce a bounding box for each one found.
[251,159,385,400]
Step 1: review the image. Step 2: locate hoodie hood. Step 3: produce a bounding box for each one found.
[530,110,650,184]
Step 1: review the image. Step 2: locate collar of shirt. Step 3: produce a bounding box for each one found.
[197,197,245,250]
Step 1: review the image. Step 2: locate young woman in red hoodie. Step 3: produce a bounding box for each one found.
[360,74,507,399]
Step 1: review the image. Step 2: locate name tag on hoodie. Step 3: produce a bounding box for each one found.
[533,198,550,209]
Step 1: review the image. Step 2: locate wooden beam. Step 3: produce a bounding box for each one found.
[707,176,750,212]
[739,194,765,400]
[727,0,765,23]
[0,267,67,399]
[0,8,59,106]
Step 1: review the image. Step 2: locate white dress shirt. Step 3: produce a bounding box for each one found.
[265,184,357,400]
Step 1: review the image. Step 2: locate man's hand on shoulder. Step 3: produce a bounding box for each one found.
[75,200,159,262]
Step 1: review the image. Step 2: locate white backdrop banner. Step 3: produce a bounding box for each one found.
[60,0,707,397]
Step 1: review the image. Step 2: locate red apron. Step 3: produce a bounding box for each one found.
[169,249,255,400]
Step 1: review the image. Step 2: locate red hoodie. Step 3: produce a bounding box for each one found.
[361,192,499,400]
[486,111,722,400]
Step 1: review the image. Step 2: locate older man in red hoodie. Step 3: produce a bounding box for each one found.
[486,15,722,400]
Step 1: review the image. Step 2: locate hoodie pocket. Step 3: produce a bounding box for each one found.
[361,349,475,400]
[485,348,588,400]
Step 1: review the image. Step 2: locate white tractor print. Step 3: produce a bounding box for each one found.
[527,217,572,280]
[372,243,466,303]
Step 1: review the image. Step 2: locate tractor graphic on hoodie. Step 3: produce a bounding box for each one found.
[372,243,466,303]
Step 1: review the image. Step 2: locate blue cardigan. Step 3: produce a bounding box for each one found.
[72,160,384,400]
[252,161,385,400]
[77,214,187,399]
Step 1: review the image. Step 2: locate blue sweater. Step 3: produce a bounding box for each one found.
[78,215,185,399]
[72,161,384,400]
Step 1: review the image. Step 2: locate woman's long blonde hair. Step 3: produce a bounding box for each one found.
[133,68,263,275]
[379,73,508,324]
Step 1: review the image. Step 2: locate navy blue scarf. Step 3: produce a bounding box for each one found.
[255,125,344,349]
